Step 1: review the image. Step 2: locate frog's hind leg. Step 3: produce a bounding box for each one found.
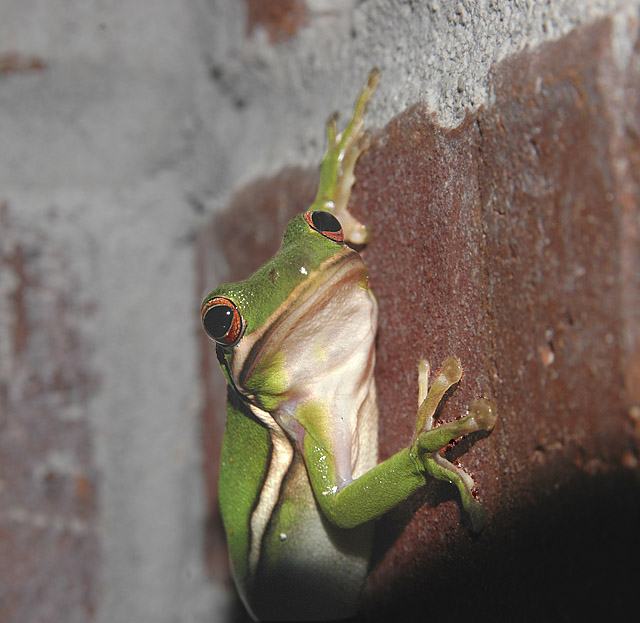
[311,68,380,245]
[412,357,497,531]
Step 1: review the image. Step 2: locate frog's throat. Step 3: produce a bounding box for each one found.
[231,247,366,394]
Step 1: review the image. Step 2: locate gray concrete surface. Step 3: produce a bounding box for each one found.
[1,1,637,622]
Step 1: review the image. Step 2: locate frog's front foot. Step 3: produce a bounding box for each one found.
[310,69,380,245]
[411,356,497,532]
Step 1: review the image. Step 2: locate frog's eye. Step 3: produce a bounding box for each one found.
[201,297,245,346]
[304,210,344,243]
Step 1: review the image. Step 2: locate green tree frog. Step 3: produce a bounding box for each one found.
[201,70,497,621]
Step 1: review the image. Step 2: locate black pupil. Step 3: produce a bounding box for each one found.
[203,304,233,340]
[311,211,341,233]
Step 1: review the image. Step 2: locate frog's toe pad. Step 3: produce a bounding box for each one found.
[468,398,497,431]
[440,356,463,385]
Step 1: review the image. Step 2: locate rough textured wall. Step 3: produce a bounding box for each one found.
[1,1,639,623]
[0,2,218,622]
[198,2,640,622]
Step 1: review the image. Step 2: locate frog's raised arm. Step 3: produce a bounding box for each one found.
[309,68,380,245]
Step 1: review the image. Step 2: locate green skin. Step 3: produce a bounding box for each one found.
[202,70,497,622]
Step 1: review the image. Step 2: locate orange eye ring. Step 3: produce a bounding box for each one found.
[304,210,344,243]
[201,296,245,346]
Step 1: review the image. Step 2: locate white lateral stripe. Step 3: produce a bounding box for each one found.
[247,402,293,578]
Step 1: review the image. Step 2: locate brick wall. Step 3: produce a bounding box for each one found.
[1,2,638,622]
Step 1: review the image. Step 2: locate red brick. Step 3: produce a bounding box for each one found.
[245,0,308,44]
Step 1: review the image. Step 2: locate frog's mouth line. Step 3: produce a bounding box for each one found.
[231,247,367,398]
[216,343,255,404]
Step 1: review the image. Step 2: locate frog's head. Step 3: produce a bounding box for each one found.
[201,210,375,407]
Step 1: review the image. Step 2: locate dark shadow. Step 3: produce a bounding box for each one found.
[357,468,640,622]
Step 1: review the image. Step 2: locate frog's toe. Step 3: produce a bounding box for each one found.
[417,359,430,406]
[467,497,488,533]
[326,112,339,146]
[355,128,371,153]
[440,356,463,385]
